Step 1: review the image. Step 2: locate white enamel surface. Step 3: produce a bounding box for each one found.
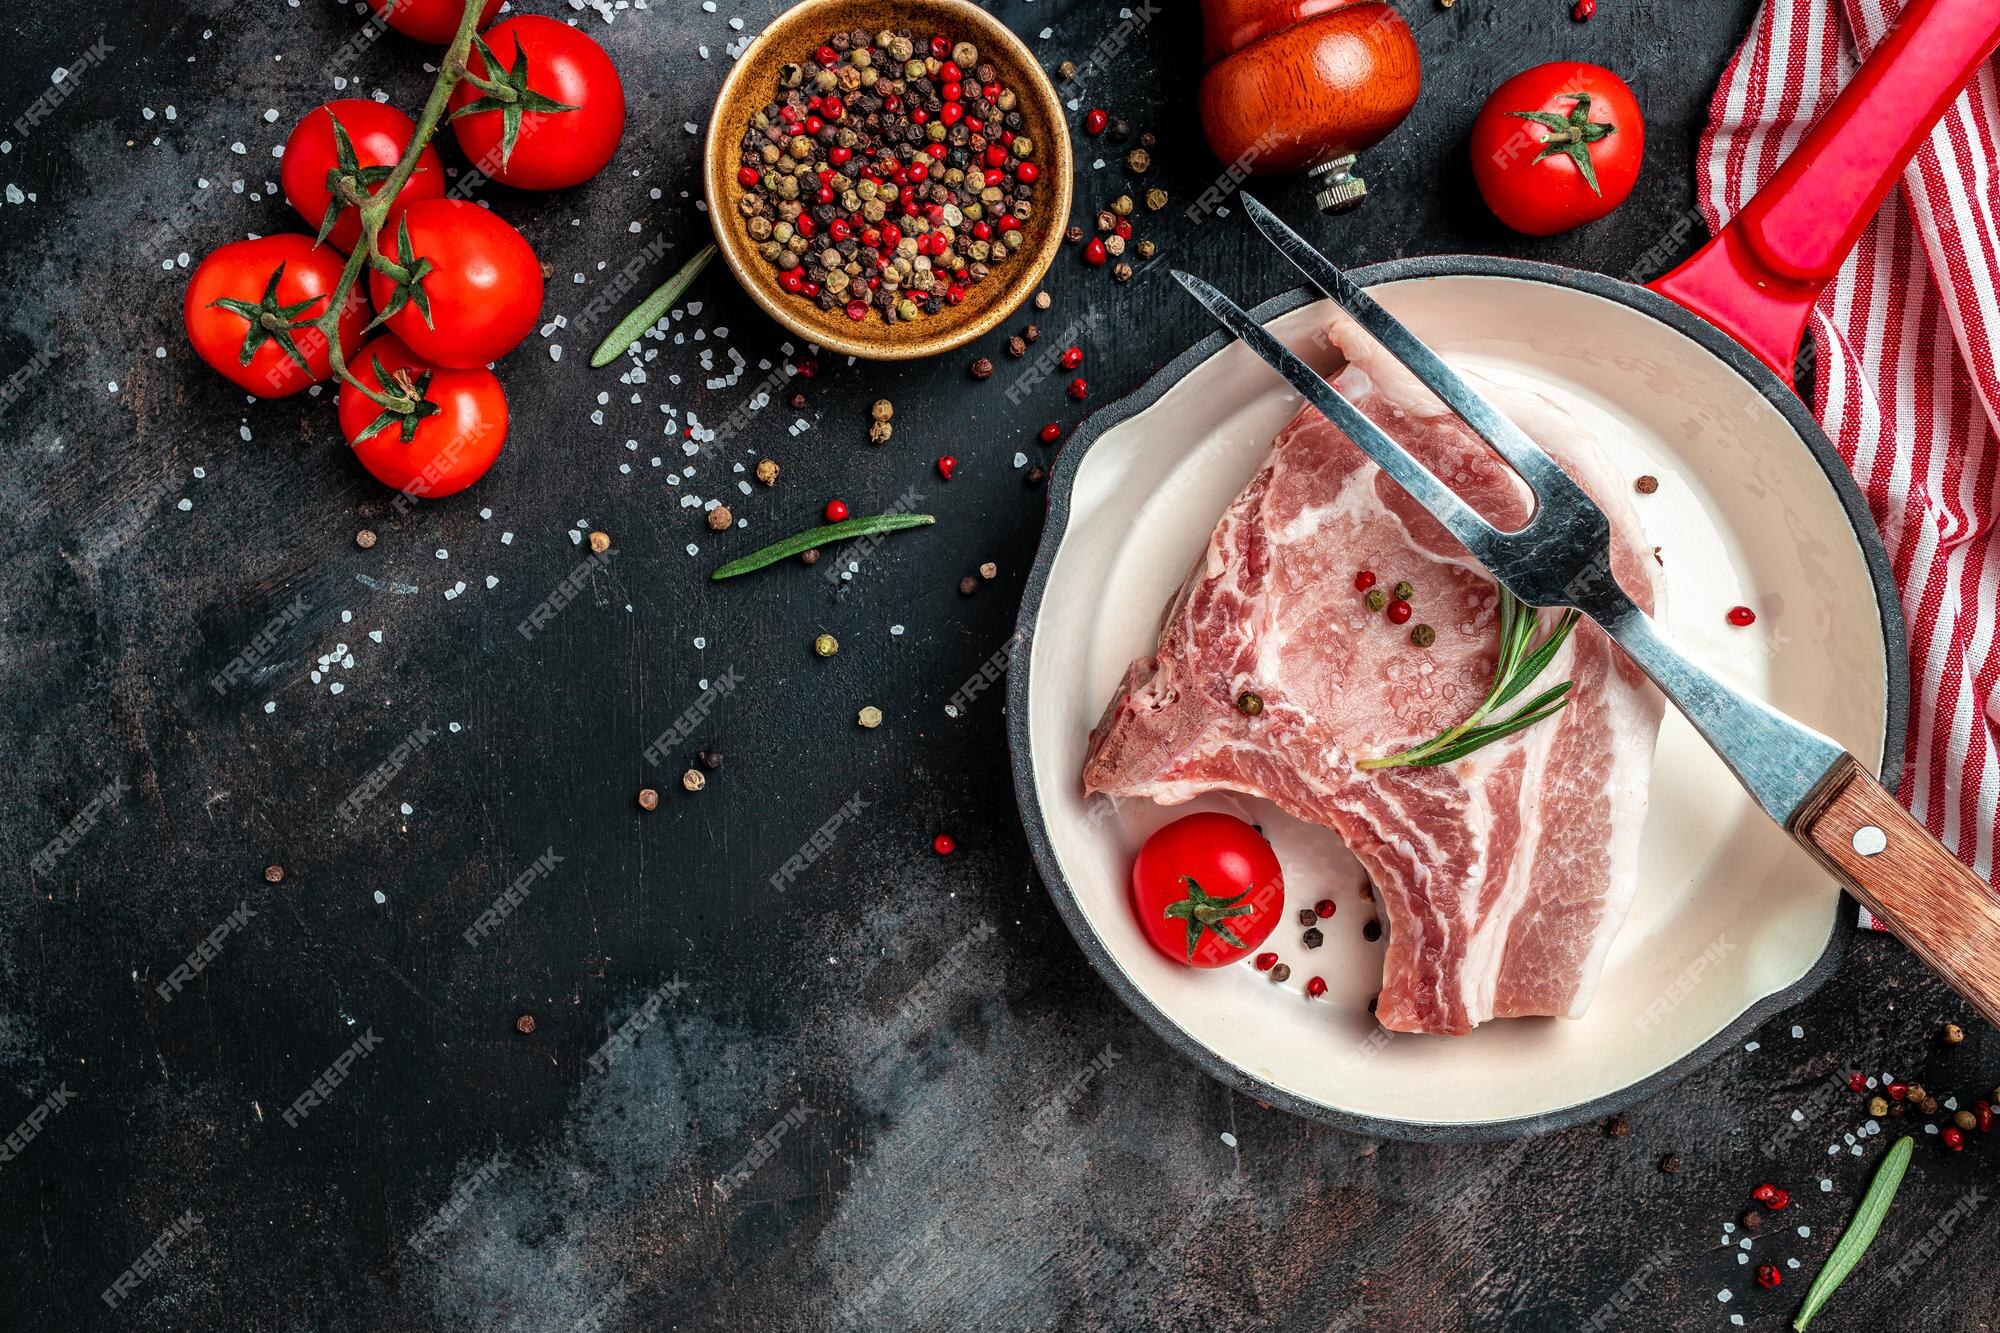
[1024,277,1891,1130]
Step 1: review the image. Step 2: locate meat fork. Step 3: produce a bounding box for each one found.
[1173,193,2000,1027]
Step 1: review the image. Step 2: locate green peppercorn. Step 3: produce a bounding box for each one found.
[1365,588,1388,612]
[1236,691,1264,716]
[1393,580,1415,601]
[1410,624,1436,648]
[813,633,839,658]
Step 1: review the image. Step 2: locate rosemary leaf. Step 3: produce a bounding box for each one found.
[1402,690,1574,767]
[1359,590,1578,770]
[710,512,935,580]
[1793,1136,1914,1331]
[589,242,716,368]
[1491,610,1580,710]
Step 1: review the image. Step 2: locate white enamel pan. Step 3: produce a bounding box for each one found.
[1008,0,2000,1138]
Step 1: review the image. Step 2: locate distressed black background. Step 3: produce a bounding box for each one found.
[1,0,1996,1329]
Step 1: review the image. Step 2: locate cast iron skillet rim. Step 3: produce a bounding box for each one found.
[1005,254,1911,1144]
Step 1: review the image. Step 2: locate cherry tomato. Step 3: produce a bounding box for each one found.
[338,335,507,498]
[280,100,445,254]
[1131,812,1285,967]
[362,0,501,45]
[1469,62,1644,236]
[183,235,370,398]
[367,197,543,369]
[447,16,626,190]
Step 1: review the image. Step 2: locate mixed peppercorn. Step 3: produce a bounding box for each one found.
[734,28,1041,325]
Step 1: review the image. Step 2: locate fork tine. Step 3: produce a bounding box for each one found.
[1170,269,1503,565]
[1239,193,1574,497]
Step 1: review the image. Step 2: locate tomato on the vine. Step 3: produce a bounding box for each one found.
[183,235,370,397]
[338,334,507,498]
[281,101,445,254]
[362,0,501,45]
[1131,812,1285,968]
[367,197,543,369]
[448,16,626,190]
[1469,62,1644,236]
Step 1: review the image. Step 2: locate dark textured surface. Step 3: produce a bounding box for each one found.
[0,1,1995,1329]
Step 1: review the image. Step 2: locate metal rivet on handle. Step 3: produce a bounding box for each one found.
[1852,825,1887,857]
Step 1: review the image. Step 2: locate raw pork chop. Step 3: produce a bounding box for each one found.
[1083,319,1665,1035]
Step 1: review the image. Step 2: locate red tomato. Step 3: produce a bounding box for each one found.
[1469,63,1644,236]
[281,101,446,253]
[362,0,501,45]
[183,235,370,397]
[1131,813,1285,967]
[448,16,626,190]
[338,335,507,498]
[367,197,543,368]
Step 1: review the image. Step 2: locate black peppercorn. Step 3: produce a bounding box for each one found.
[1302,927,1324,949]
[1297,908,1317,928]
[970,356,994,380]
[1659,1153,1682,1174]
[1362,919,1382,942]
[959,576,978,595]
[1025,466,1045,487]
[1269,963,1291,983]
[699,749,724,771]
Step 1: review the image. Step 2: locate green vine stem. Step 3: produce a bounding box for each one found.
[301,0,490,412]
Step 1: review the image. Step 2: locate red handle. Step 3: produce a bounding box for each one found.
[1649,0,2000,386]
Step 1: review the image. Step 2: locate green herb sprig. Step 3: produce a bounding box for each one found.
[1359,589,1579,770]
[1793,1135,1914,1331]
[710,512,935,580]
[590,243,717,368]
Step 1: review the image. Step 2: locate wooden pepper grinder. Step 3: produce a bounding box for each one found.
[1199,0,1422,212]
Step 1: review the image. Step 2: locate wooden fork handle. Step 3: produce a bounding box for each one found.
[1790,754,2000,1028]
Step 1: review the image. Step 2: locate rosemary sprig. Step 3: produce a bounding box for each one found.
[1358,589,1580,770]
[710,512,934,580]
[1793,1135,1913,1331]
[590,243,717,368]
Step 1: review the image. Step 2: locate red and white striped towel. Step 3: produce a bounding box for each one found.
[1698,0,2000,898]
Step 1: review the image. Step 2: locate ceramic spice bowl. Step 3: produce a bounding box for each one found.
[703,0,1074,361]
